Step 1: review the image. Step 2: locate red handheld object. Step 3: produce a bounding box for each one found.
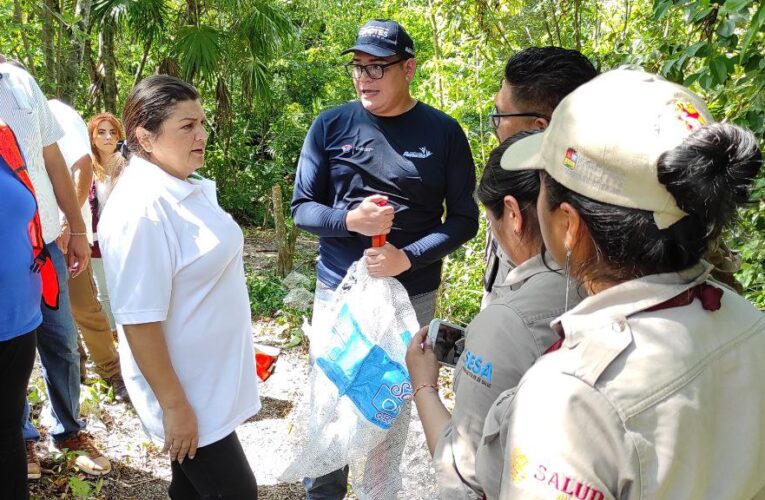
[371,199,388,248]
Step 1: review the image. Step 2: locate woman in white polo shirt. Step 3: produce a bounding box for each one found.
[98,75,260,498]
[475,69,765,499]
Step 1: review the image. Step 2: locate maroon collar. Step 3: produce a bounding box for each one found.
[544,283,723,355]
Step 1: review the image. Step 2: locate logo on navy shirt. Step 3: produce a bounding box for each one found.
[341,144,373,154]
[403,146,433,159]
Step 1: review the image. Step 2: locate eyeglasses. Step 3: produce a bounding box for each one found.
[344,59,404,80]
[488,105,550,130]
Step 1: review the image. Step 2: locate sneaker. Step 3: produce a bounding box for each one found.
[106,374,130,403]
[52,432,111,476]
[26,441,41,480]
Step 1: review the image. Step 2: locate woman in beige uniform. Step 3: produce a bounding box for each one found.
[406,130,580,499]
[476,68,765,499]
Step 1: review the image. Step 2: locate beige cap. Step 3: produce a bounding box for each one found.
[501,69,714,229]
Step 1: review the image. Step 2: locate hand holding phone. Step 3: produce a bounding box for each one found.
[427,319,466,367]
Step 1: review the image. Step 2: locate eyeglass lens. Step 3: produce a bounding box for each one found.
[347,64,384,80]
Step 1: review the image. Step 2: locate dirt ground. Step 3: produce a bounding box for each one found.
[27,230,454,499]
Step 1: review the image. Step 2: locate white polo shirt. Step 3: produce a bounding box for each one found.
[0,63,64,243]
[98,156,260,447]
[48,98,94,244]
[475,263,765,499]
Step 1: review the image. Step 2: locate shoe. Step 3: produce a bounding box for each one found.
[26,441,41,480]
[52,432,111,476]
[106,374,130,403]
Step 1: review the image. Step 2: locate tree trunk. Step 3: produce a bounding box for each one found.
[40,0,57,92]
[547,0,563,46]
[85,33,101,114]
[59,0,92,104]
[134,35,153,86]
[573,0,582,51]
[186,0,200,25]
[100,20,118,113]
[13,0,34,71]
[272,183,295,278]
[427,0,445,109]
[621,0,632,42]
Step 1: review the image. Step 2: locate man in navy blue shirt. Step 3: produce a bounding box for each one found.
[292,19,478,307]
[291,19,478,499]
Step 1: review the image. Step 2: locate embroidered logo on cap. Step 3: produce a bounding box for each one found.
[563,148,578,169]
[359,26,390,38]
[676,102,706,131]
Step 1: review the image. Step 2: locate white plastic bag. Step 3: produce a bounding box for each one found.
[279,260,419,499]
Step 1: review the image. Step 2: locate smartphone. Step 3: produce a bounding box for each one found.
[427,319,466,367]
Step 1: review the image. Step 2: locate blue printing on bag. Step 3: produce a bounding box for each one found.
[316,304,413,430]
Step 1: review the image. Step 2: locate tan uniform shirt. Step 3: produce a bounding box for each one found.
[475,263,765,499]
[435,253,580,499]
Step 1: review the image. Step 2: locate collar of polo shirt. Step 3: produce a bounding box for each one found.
[129,155,200,202]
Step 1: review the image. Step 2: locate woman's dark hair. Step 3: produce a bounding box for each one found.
[477,129,543,242]
[543,122,762,283]
[121,75,200,160]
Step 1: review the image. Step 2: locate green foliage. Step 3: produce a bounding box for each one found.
[174,25,223,82]
[26,377,48,406]
[246,266,288,317]
[80,379,115,418]
[68,475,104,499]
[734,195,765,308]
[437,219,486,324]
[2,0,764,320]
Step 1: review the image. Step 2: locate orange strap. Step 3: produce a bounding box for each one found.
[0,124,60,310]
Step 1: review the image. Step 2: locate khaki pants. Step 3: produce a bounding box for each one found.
[68,263,120,379]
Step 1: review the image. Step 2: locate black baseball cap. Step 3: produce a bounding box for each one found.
[341,19,415,59]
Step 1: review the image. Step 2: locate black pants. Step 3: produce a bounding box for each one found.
[0,330,37,500]
[168,431,258,499]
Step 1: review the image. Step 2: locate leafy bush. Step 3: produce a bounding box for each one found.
[437,217,486,325]
[733,179,765,309]
[246,266,288,318]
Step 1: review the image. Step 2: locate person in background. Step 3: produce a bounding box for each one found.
[477,69,765,499]
[291,19,479,499]
[99,75,260,499]
[482,47,597,308]
[0,120,48,500]
[405,130,580,499]
[48,99,127,401]
[0,57,110,480]
[86,112,125,332]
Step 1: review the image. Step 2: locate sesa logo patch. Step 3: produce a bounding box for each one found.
[341,144,353,154]
[462,350,493,387]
